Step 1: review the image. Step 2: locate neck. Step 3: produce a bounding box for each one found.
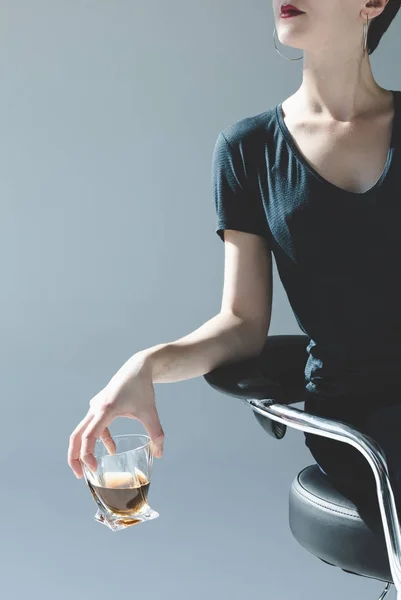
[295,51,387,121]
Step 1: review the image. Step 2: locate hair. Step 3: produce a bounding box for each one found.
[368,0,401,54]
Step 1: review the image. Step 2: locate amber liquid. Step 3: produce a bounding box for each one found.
[89,470,150,516]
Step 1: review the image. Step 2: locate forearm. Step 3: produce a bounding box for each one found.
[138,311,267,384]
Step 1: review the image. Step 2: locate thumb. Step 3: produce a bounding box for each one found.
[139,406,165,458]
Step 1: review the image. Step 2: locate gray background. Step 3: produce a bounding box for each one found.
[0,1,399,599]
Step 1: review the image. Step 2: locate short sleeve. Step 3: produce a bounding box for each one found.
[211,131,267,242]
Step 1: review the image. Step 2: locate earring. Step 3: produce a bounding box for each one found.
[363,15,370,55]
[274,14,370,61]
[273,27,303,61]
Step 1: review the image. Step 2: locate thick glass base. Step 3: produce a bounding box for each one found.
[94,504,160,532]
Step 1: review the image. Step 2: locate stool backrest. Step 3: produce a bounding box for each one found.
[204,334,309,439]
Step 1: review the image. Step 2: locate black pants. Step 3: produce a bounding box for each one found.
[304,384,401,517]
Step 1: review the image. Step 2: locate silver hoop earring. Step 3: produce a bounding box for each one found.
[273,27,303,61]
[363,15,370,55]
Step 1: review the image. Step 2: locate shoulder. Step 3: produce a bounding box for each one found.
[218,106,278,152]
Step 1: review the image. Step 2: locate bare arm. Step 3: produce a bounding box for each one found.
[141,229,273,383]
[68,229,273,476]
[138,312,264,384]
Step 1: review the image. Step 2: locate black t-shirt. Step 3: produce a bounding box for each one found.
[212,90,401,397]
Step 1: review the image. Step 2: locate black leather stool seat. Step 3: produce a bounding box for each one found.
[289,465,393,583]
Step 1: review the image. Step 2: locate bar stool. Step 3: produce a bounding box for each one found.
[203,334,401,600]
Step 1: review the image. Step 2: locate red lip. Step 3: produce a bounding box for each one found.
[281,4,304,14]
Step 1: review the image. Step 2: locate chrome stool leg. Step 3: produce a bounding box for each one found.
[378,582,392,599]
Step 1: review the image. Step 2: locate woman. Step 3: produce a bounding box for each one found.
[267,0,401,513]
[68,0,401,514]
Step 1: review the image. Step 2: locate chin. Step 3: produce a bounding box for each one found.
[276,26,305,49]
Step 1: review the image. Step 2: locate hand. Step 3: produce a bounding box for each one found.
[68,352,164,478]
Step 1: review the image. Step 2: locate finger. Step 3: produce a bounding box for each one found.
[100,427,117,455]
[137,406,165,458]
[80,412,113,472]
[68,412,94,479]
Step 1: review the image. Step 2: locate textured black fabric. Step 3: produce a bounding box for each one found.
[212,90,401,397]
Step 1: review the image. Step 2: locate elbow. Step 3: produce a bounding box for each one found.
[241,318,269,357]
